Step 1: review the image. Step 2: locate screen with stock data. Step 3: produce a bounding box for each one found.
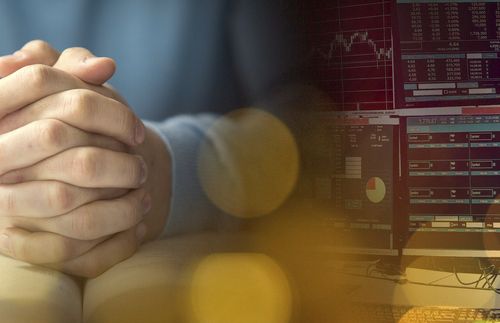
[395,0,500,108]
[395,1,500,255]
[305,0,500,256]
[304,0,398,253]
[306,0,394,111]
[406,115,500,234]
[309,120,395,252]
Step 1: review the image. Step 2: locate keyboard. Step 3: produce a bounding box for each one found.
[345,303,500,322]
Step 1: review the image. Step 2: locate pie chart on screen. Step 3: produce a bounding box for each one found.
[366,177,386,203]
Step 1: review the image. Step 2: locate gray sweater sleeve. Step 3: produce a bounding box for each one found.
[144,114,224,237]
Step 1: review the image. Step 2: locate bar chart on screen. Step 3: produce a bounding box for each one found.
[306,0,394,111]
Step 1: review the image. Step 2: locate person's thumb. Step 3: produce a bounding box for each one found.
[0,41,115,86]
[54,47,115,85]
[0,40,60,77]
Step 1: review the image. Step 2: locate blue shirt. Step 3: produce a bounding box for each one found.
[0,0,294,119]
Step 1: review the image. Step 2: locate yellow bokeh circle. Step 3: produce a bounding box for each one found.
[198,108,299,218]
[188,253,293,323]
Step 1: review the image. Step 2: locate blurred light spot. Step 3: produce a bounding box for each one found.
[188,253,293,323]
[198,108,299,218]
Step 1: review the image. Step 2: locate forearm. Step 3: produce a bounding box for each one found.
[144,114,224,238]
[145,106,298,239]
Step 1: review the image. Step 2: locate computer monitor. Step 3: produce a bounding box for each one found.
[305,0,394,112]
[303,0,399,256]
[401,114,500,257]
[305,116,399,256]
[392,0,500,269]
[393,0,500,110]
[305,0,500,266]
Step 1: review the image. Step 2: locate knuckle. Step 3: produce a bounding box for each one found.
[72,148,99,182]
[61,47,85,58]
[71,209,96,240]
[63,89,96,121]
[27,40,52,53]
[16,235,39,263]
[6,190,15,213]
[48,183,74,213]
[21,64,52,89]
[119,108,136,138]
[36,119,67,150]
[0,188,16,213]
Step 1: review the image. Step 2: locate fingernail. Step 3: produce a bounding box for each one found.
[136,223,147,241]
[82,56,100,64]
[134,120,145,145]
[139,157,148,185]
[142,193,152,213]
[0,233,10,254]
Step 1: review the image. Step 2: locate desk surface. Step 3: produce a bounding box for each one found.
[339,267,500,308]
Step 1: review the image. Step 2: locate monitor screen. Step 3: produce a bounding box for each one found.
[303,0,500,264]
[306,118,398,255]
[394,0,500,109]
[402,114,500,257]
[305,0,394,111]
